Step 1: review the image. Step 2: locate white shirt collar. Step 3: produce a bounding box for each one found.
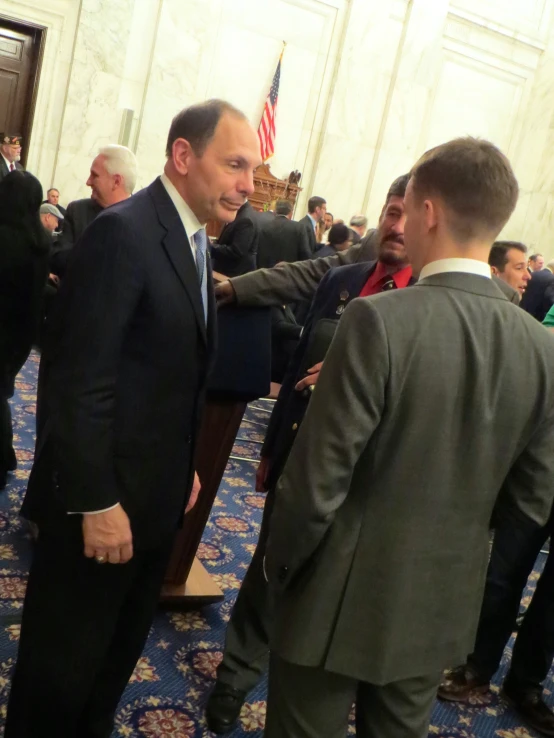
[160,173,205,251]
[419,258,491,281]
[307,213,318,231]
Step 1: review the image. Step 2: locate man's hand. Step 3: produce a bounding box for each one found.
[295,361,324,392]
[215,280,237,306]
[256,457,270,492]
[83,504,133,564]
[186,472,201,514]
[48,273,60,286]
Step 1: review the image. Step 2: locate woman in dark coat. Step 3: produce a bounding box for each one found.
[0,171,50,488]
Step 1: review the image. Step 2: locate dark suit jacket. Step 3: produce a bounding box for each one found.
[211,201,259,277]
[23,178,216,549]
[0,159,23,182]
[298,214,317,253]
[266,272,554,685]
[263,262,416,488]
[520,269,554,321]
[0,225,49,394]
[257,215,311,269]
[51,197,103,277]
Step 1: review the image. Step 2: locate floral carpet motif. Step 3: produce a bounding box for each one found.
[0,353,549,737]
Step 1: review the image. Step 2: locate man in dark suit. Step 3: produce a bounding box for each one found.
[520,267,554,321]
[43,188,67,218]
[206,174,414,734]
[298,195,327,252]
[52,145,137,277]
[211,200,259,277]
[0,133,24,181]
[262,138,554,738]
[7,99,261,738]
[256,199,311,269]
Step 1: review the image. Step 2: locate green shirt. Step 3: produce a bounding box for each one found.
[542,303,554,327]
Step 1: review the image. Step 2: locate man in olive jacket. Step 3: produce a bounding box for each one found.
[262,138,554,738]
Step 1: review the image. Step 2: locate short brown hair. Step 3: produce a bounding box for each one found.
[410,137,519,242]
[166,99,247,157]
[489,241,527,270]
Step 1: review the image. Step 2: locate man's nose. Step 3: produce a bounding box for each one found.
[237,170,255,198]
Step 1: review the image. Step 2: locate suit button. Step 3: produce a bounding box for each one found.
[185,435,192,444]
[292,423,298,431]
[278,566,289,583]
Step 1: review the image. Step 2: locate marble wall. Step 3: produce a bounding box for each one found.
[11,0,554,255]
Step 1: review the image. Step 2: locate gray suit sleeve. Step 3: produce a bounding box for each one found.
[230,243,363,307]
[498,406,554,526]
[265,298,389,584]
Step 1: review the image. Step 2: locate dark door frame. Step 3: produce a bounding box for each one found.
[0,14,47,168]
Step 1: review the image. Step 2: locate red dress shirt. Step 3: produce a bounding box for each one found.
[359,261,413,297]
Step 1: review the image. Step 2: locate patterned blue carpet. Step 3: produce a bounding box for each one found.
[0,353,548,737]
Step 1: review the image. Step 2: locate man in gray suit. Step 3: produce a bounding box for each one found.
[262,137,554,738]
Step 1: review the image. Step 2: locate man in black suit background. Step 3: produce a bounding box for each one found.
[211,199,260,276]
[257,199,311,268]
[298,195,327,252]
[53,145,137,277]
[520,267,554,322]
[43,188,67,218]
[0,133,24,181]
[7,99,261,738]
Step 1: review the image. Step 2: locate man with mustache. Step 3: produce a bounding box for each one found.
[206,174,414,734]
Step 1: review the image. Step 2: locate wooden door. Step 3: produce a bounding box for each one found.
[0,17,44,167]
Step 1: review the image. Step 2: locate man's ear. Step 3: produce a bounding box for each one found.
[424,198,439,233]
[490,265,500,276]
[113,173,123,190]
[172,138,194,176]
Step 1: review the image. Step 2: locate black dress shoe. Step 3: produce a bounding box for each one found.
[503,686,554,736]
[206,682,247,734]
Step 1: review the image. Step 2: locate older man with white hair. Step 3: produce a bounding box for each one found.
[53,145,137,276]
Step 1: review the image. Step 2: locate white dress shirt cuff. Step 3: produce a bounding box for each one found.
[68,503,120,515]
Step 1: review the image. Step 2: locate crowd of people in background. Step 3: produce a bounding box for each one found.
[2,103,554,738]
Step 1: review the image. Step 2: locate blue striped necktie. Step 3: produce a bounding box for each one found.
[193,229,208,323]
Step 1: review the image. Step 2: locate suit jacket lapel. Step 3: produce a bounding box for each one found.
[149,178,208,345]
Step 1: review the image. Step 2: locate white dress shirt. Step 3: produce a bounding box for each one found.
[74,173,207,516]
[419,258,491,281]
[160,172,206,252]
[308,213,318,233]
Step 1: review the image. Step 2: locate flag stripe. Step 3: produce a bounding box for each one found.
[257,57,281,161]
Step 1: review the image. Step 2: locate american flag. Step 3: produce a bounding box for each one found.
[257,52,283,161]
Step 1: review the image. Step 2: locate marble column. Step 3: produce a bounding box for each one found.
[53,0,136,201]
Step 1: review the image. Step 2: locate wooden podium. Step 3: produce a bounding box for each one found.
[161,305,272,607]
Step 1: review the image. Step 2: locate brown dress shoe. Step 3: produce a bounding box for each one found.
[503,687,554,737]
[437,665,490,702]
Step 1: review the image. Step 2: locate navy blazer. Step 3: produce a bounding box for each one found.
[23,177,216,547]
[520,269,554,322]
[263,262,375,488]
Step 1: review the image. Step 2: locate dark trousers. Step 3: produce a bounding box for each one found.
[266,655,440,738]
[468,505,554,694]
[216,487,275,691]
[5,517,173,738]
[0,396,16,476]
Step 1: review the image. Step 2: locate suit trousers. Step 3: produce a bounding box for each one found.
[265,655,441,738]
[216,487,275,691]
[5,516,173,738]
[0,396,16,476]
[468,505,554,694]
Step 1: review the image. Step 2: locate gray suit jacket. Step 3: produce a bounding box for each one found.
[265,272,554,685]
[229,231,520,307]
